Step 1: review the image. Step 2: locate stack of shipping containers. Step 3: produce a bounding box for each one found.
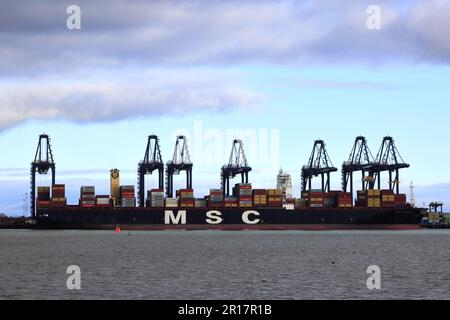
[324,191,337,208]
[394,194,407,208]
[336,192,352,208]
[95,195,111,208]
[364,189,381,208]
[177,189,194,208]
[301,191,310,208]
[165,197,178,208]
[381,190,395,208]
[37,186,51,210]
[147,189,164,208]
[224,196,238,208]
[443,214,450,225]
[120,185,136,208]
[357,189,408,208]
[208,189,223,208]
[252,189,267,207]
[307,190,324,208]
[428,212,441,224]
[51,184,66,208]
[294,198,308,208]
[356,190,366,207]
[267,189,283,207]
[234,183,252,208]
[80,186,95,208]
[194,198,206,208]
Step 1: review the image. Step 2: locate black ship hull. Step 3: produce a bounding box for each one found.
[36,207,425,230]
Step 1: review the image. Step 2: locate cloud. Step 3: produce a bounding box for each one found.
[415,182,450,209]
[0,68,262,129]
[1,0,449,130]
[1,0,450,76]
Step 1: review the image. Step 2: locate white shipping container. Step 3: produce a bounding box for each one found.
[96,198,110,205]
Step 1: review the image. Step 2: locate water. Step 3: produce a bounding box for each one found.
[0,229,449,300]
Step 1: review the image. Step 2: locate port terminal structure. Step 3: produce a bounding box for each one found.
[30,134,55,219]
[137,135,164,207]
[30,134,411,216]
[342,136,378,202]
[341,136,410,203]
[221,139,252,197]
[301,140,337,193]
[372,136,410,194]
[166,135,193,198]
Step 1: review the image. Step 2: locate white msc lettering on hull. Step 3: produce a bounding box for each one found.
[242,210,260,224]
[206,210,223,224]
[165,210,187,224]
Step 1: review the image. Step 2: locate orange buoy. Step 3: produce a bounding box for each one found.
[115,226,121,233]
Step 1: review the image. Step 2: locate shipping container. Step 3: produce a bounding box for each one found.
[177,189,194,198]
[95,196,111,207]
[37,200,51,209]
[268,189,283,196]
[37,186,51,200]
[165,198,179,208]
[252,189,267,196]
[52,184,66,198]
[121,198,136,208]
[194,199,207,208]
[428,213,441,224]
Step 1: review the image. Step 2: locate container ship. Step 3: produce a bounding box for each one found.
[32,134,425,230]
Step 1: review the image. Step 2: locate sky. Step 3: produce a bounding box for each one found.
[1,0,450,215]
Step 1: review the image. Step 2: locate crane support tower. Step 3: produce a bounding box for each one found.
[409,182,416,208]
[30,134,55,219]
[221,139,252,196]
[166,135,193,198]
[301,140,337,193]
[373,136,409,194]
[342,136,378,202]
[137,135,164,207]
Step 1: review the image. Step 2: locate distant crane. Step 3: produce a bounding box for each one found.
[429,202,443,214]
[372,136,409,194]
[22,193,28,217]
[301,140,337,193]
[221,139,252,196]
[410,182,415,208]
[166,135,193,198]
[30,134,55,219]
[137,135,164,207]
[342,136,378,202]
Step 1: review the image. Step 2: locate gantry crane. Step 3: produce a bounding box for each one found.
[137,135,164,207]
[166,135,193,198]
[301,140,337,193]
[372,136,409,194]
[221,139,252,196]
[30,134,55,219]
[342,136,378,201]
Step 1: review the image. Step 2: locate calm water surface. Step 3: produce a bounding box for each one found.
[0,229,449,300]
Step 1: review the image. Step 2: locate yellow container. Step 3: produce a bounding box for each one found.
[268,189,282,196]
[367,189,381,196]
